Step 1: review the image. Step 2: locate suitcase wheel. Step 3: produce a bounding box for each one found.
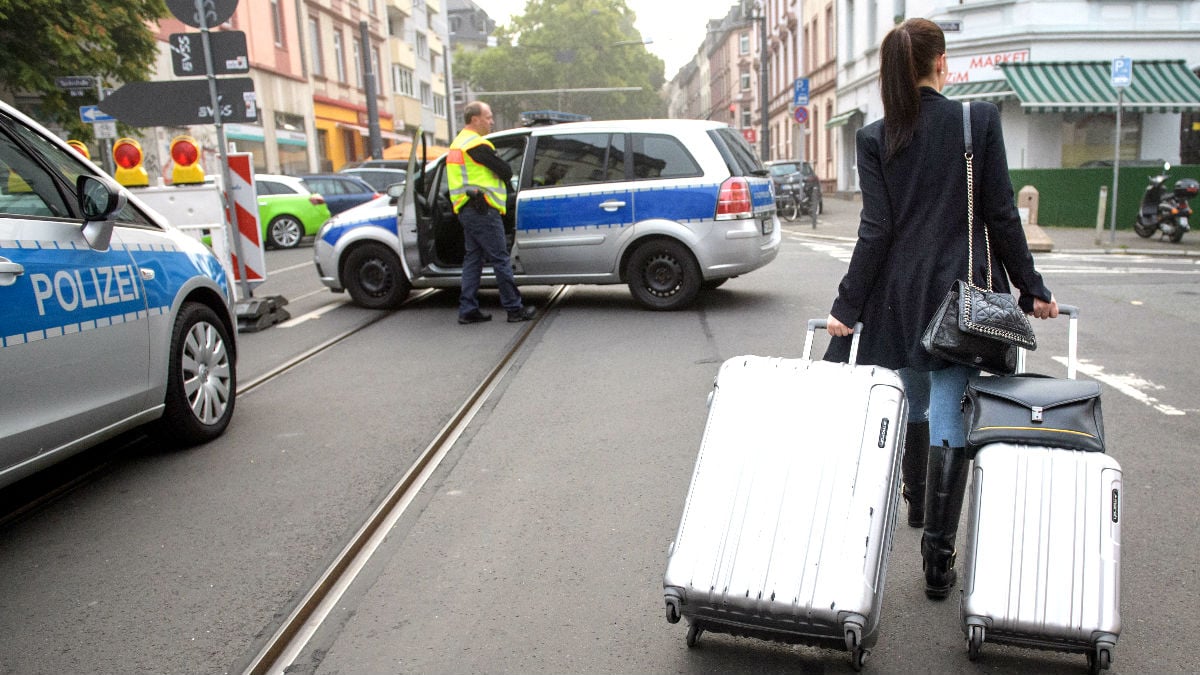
[685,622,703,648]
[967,624,985,661]
[845,625,867,672]
[1087,645,1113,674]
[664,599,681,624]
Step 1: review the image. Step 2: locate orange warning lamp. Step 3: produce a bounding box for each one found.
[112,137,148,187]
[66,140,90,159]
[170,135,205,185]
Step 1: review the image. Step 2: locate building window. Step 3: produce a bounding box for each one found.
[741,109,751,128]
[826,6,834,61]
[333,31,346,83]
[739,32,750,55]
[270,0,284,47]
[434,93,447,117]
[420,81,433,107]
[416,32,428,59]
[373,47,383,93]
[393,66,414,96]
[353,41,362,88]
[740,67,751,90]
[309,17,323,76]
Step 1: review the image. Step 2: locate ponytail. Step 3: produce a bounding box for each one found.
[879,18,945,161]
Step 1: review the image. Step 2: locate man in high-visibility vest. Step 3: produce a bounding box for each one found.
[448,100,536,324]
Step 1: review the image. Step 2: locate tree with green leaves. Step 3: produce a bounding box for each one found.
[0,0,167,140]
[453,0,666,126]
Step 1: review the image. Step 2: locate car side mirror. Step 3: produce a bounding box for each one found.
[76,174,126,251]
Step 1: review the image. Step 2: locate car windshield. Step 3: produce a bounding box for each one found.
[769,163,801,176]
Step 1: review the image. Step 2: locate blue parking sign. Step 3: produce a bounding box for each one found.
[793,78,810,106]
[1111,57,1132,88]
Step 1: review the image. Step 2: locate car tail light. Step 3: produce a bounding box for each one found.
[309,194,326,205]
[716,177,753,220]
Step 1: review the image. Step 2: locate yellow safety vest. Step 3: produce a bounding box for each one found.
[446,129,507,215]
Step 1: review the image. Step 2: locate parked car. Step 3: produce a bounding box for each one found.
[299,173,380,216]
[314,119,780,311]
[342,158,408,170]
[0,99,237,489]
[339,166,407,192]
[764,159,822,216]
[255,173,332,249]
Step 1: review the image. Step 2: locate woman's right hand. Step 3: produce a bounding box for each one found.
[1031,296,1059,320]
[826,314,854,337]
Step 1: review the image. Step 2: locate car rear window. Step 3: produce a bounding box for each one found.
[631,134,701,179]
[709,127,765,178]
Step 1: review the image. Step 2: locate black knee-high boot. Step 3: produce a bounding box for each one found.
[900,421,929,528]
[921,443,969,600]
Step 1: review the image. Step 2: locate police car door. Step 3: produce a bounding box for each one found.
[515,132,632,275]
[0,113,150,463]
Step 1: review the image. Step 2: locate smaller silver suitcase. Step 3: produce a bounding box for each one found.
[663,322,905,671]
[960,305,1121,673]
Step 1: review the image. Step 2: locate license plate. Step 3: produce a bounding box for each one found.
[761,217,773,234]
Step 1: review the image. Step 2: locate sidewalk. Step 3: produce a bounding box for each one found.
[799,195,1200,257]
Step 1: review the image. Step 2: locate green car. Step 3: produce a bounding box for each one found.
[255,173,332,249]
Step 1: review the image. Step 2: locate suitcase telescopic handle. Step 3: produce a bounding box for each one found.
[804,319,863,364]
[1017,303,1079,379]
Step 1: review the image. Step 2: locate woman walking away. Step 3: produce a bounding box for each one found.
[823,18,1058,600]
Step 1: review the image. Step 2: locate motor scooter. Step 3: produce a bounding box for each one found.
[1134,162,1199,243]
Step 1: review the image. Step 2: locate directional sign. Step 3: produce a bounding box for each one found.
[1112,57,1133,88]
[56,76,94,90]
[79,105,115,123]
[170,31,249,76]
[793,78,810,107]
[98,77,257,127]
[166,0,238,28]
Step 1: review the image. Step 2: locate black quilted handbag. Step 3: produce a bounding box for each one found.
[921,102,1036,375]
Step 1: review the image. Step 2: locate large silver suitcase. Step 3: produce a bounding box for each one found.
[663,322,906,671]
[960,305,1122,673]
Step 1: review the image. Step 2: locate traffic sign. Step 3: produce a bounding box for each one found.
[170,31,249,76]
[794,106,808,125]
[79,105,115,123]
[166,0,238,28]
[1111,57,1133,88]
[793,78,810,107]
[93,121,117,139]
[56,76,94,90]
[98,77,257,127]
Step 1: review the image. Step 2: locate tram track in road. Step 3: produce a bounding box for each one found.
[243,284,570,675]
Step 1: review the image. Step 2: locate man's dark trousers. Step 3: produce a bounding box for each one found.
[458,206,522,316]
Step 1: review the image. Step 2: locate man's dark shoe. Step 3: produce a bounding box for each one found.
[507,306,537,322]
[458,310,492,325]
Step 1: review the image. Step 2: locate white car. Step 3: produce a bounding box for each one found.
[0,100,237,488]
[314,119,781,311]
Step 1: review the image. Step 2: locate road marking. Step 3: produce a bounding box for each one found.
[277,299,346,327]
[270,260,313,274]
[1056,357,1186,416]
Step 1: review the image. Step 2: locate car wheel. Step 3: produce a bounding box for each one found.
[343,242,412,309]
[268,215,305,249]
[157,302,236,446]
[625,239,701,311]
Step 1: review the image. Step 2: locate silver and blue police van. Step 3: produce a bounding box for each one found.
[0,100,237,489]
[313,119,781,311]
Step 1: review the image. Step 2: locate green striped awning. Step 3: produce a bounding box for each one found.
[825,107,862,129]
[942,79,1015,103]
[999,60,1200,113]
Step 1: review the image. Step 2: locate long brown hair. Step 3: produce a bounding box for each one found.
[879,18,945,161]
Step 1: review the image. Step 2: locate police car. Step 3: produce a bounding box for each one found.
[0,100,237,489]
[314,119,781,311]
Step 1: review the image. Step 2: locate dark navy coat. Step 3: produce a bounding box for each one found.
[826,88,1051,370]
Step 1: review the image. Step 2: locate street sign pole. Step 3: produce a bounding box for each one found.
[195,0,250,300]
[96,77,115,175]
[1109,57,1132,245]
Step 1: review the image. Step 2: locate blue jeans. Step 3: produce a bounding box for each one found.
[898,364,977,448]
[458,206,523,315]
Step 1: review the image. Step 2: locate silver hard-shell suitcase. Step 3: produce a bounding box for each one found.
[960,305,1122,673]
[663,322,906,671]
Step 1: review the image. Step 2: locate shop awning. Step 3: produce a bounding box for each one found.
[825,107,862,129]
[942,79,1015,103]
[999,60,1200,113]
[337,122,407,142]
